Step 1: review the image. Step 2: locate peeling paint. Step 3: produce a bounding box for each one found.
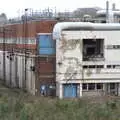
[60,38,82,53]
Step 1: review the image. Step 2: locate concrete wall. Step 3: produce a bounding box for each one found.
[56,30,120,98]
[56,30,120,82]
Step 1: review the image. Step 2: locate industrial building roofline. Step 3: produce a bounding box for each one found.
[96,10,120,16]
[53,22,120,40]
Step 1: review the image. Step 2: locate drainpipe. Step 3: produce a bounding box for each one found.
[106,1,109,23]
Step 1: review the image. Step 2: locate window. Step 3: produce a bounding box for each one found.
[96,65,104,68]
[107,65,112,68]
[82,84,87,90]
[89,65,96,68]
[107,65,120,69]
[82,83,103,91]
[83,65,104,69]
[110,83,115,89]
[83,38,104,61]
[96,83,103,89]
[107,45,120,49]
[88,83,95,90]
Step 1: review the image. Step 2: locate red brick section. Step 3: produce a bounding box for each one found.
[1,20,57,38]
[0,20,57,52]
[0,20,57,96]
[35,57,56,96]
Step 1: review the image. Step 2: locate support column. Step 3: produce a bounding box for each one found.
[103,83,106,95]
[107,83,110,94]
[59,83,63,99]
[118,83,120,96]
[80,83,82,97]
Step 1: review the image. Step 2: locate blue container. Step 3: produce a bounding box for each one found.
[63,84,77,98]
[37,34,56,55]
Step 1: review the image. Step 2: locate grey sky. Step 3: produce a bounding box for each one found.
[0,0,119,18]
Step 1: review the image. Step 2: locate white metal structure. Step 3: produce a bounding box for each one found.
[53,22,120,99]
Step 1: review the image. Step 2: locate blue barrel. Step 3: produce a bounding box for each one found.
[37,34,56,55]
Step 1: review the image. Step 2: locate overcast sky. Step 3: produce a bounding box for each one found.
[0,0,119,18]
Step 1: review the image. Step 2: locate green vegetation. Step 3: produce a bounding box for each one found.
[0,83,120,120]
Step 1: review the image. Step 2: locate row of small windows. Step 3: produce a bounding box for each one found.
[83,65,120,69]
[107,45,120,49]
[0,38,36,44]
[83,65,104,69]
[82,83,103,90]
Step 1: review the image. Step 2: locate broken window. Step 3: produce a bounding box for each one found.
[96,83,103,89]
[82,84,87,90]
[83,39,104,61]
[88,83,95,90]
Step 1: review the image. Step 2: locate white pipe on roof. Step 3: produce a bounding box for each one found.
[97,10,120,16]
[53,22,120,40]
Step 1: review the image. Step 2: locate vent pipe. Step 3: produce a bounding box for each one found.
[112,3,116,10]
[106,1,109,23]
[53,22,120,40]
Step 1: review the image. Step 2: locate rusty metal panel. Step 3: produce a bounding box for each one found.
[37,57,56,74]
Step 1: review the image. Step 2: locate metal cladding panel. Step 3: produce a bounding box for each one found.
[37,34,56,55]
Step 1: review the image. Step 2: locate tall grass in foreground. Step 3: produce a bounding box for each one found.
[0,87,120,120]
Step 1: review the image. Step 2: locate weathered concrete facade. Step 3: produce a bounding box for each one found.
[54,22,120,98]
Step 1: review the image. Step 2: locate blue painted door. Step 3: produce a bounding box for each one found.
[63,84,77,98]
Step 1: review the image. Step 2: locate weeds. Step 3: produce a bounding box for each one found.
[0,85,120,120]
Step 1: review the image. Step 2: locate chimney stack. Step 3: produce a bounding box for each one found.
[112,3,116,10]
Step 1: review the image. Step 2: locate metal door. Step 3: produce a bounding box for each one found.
[63,84,77,98]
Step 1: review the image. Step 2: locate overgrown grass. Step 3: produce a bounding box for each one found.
[0,84,120,120]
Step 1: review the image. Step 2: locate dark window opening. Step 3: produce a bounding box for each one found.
[89,65,96,68]
[96,65,104,68]
[110,83,115,89]
[83,65,88,68]
[107,65,120,68]
[88,83,95,90]
[82,84,87,90]
[83,39,104,61]
[101,20,106,23]
[83,65,104,69]
[87,47,96,55]
[107,65,112,68]
[96,83,103,89]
